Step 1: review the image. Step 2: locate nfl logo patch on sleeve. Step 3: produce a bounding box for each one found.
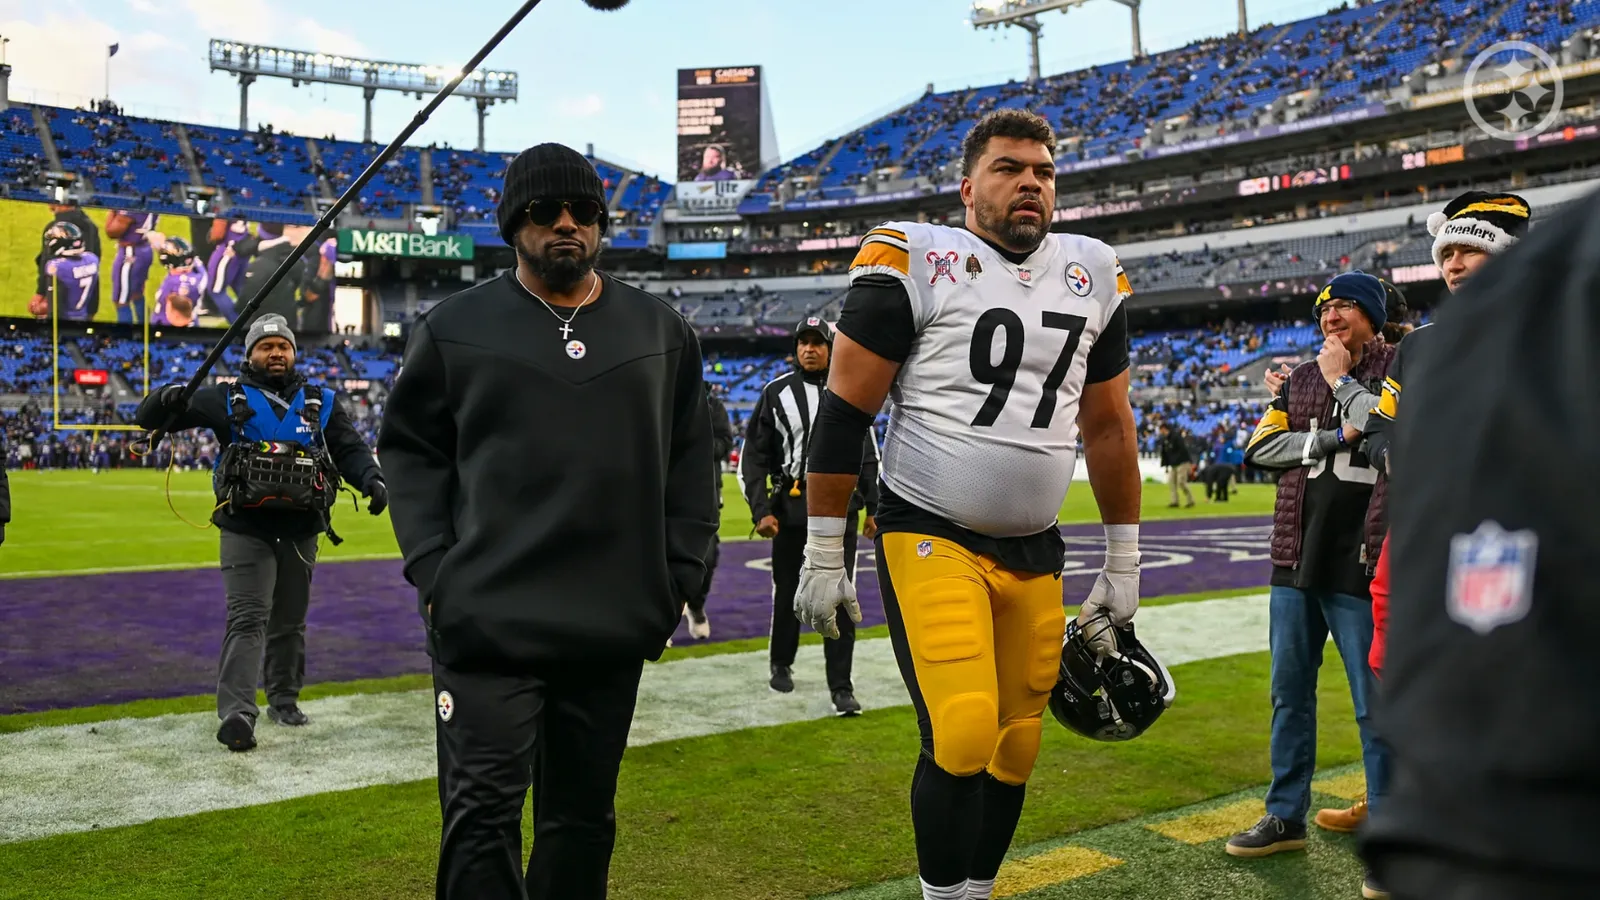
[1447,520,1538,635]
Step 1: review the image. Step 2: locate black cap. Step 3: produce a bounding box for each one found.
[795,315,832,345]
[496,142,610,243]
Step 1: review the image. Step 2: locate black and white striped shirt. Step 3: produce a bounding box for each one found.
[738,370,878,523]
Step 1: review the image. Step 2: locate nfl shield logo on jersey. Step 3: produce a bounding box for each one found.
[1446,520,1538,635]
[916,540,933,558]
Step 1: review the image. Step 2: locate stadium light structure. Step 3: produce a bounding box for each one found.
[971,0,1145,80]
[207,39,518,150]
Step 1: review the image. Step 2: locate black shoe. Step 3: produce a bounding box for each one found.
[832,689,862,717]
[267,703,309,727]
[1362,869,1390,899]
[1224,814,1306,858]
[217,712,257,752]
[769,664,794,693]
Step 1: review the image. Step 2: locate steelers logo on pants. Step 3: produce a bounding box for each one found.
[437,690,454,722]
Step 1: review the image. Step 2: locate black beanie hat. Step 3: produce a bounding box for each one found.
[496,142,610,243]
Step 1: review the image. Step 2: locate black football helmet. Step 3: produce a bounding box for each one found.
[1049,614,1175,742]
[159,236,196,268]
[44,221,86,258]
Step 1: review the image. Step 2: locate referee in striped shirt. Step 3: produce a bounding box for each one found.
[740,316,879,715]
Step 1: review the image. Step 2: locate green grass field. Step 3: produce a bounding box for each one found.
[0,469,1275,577]
[0,468,1347,900]
[0,649,1370,900]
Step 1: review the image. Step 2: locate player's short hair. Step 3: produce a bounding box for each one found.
[960,109,1057,176]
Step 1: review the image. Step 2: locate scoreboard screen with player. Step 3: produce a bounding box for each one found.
[676,66,763,185]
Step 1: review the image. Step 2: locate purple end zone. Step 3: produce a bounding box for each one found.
[0,516,1270,714]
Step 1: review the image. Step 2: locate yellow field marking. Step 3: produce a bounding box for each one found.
[1144,798,1263,845]
[1311,771,1367,802]
[994,845,1123,897]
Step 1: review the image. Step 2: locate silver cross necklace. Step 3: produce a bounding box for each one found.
[516,269,600,341]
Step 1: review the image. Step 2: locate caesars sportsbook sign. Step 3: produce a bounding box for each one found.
[337,228,474,260]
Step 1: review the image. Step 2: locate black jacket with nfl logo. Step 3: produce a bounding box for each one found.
[1361,191,1600,877]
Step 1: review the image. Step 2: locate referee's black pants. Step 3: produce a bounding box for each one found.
[769,512,859,692]
[432,657,645,900]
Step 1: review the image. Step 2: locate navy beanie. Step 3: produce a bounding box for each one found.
[1315,271,1387,332]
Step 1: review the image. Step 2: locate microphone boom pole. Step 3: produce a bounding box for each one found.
[147,0,544,448]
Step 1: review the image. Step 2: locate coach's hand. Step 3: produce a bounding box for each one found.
[795,517,861,640]
[365,480,388,516]
[756,515,780,538]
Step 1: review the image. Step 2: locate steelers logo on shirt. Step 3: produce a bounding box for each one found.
[566,340,587,359]
[437,690,455,722]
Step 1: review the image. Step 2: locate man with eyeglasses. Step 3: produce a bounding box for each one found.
[1230,271,1397,900]
[378,142,719,900]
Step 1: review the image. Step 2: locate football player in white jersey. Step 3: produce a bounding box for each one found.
[796,109,1143,900]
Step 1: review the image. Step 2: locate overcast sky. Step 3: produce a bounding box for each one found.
[3,0,1348,178]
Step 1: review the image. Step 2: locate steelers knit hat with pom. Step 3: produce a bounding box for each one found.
[1427,190,1531,269]
[496,142,610,243]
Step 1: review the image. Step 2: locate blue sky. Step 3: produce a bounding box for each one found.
[3,0,1349,178]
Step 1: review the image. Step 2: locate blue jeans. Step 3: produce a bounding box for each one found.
[1264,585,1390,824]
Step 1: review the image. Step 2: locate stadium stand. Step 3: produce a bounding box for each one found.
[43,107,192,213]
[187,124,320,214]
[0,108,48,201]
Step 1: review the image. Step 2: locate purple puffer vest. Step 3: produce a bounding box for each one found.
[1269,336,1396,576]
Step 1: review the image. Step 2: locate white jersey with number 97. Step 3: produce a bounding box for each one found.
[848,221,1130,538]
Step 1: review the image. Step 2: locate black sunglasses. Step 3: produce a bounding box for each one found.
[525,198,605,228]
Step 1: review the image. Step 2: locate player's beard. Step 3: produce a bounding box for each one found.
[517,234,601,294]
[975,193,1046,253]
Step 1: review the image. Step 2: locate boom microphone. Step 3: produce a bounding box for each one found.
[145,0,550,450]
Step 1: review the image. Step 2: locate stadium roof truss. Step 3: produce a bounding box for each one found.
[207,39,518,150]
[971,0,1252,79]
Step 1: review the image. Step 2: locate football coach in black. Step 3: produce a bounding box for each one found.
[377,143,719,900]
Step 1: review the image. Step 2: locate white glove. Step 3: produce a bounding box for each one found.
[795,516,862,640]
[1077,525,1140,658]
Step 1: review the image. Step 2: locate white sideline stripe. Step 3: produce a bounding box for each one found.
[0,594,1269,845]
[0,553,402,580]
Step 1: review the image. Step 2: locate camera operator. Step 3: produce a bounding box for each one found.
[135,314,385,752]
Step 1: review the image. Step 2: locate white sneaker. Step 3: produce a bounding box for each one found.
[685,607,711,640]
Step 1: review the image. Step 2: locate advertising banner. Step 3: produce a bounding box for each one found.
[678,66,765,184]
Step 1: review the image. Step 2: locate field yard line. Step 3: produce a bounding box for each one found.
[0,594,1269,846]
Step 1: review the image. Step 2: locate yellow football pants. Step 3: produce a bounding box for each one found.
[878,532,1066,786]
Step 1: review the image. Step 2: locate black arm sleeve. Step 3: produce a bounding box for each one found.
[1085,303,1131,384]
[375,319,458,592]
[738,387,778,522]
[834,274,915,363]
[324,394,382,492]
[858,432,880,516]
[663,325,719,603]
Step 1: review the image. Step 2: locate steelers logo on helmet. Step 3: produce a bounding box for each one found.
[1049,616,1174,742]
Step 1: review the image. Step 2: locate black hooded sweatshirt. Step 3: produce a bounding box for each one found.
[133,366,382,540]
[377,270,718,671]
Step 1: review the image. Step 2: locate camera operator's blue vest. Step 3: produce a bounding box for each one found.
[212,383,337,512]
[231,384,333,445]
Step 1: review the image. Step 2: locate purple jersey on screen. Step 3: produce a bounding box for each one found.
[47,253,101,321]
[154,265,207,327]
[115,211,159,247]
[111,241,155,322]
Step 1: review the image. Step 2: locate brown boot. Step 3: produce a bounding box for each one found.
[1313,798,1368,833]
